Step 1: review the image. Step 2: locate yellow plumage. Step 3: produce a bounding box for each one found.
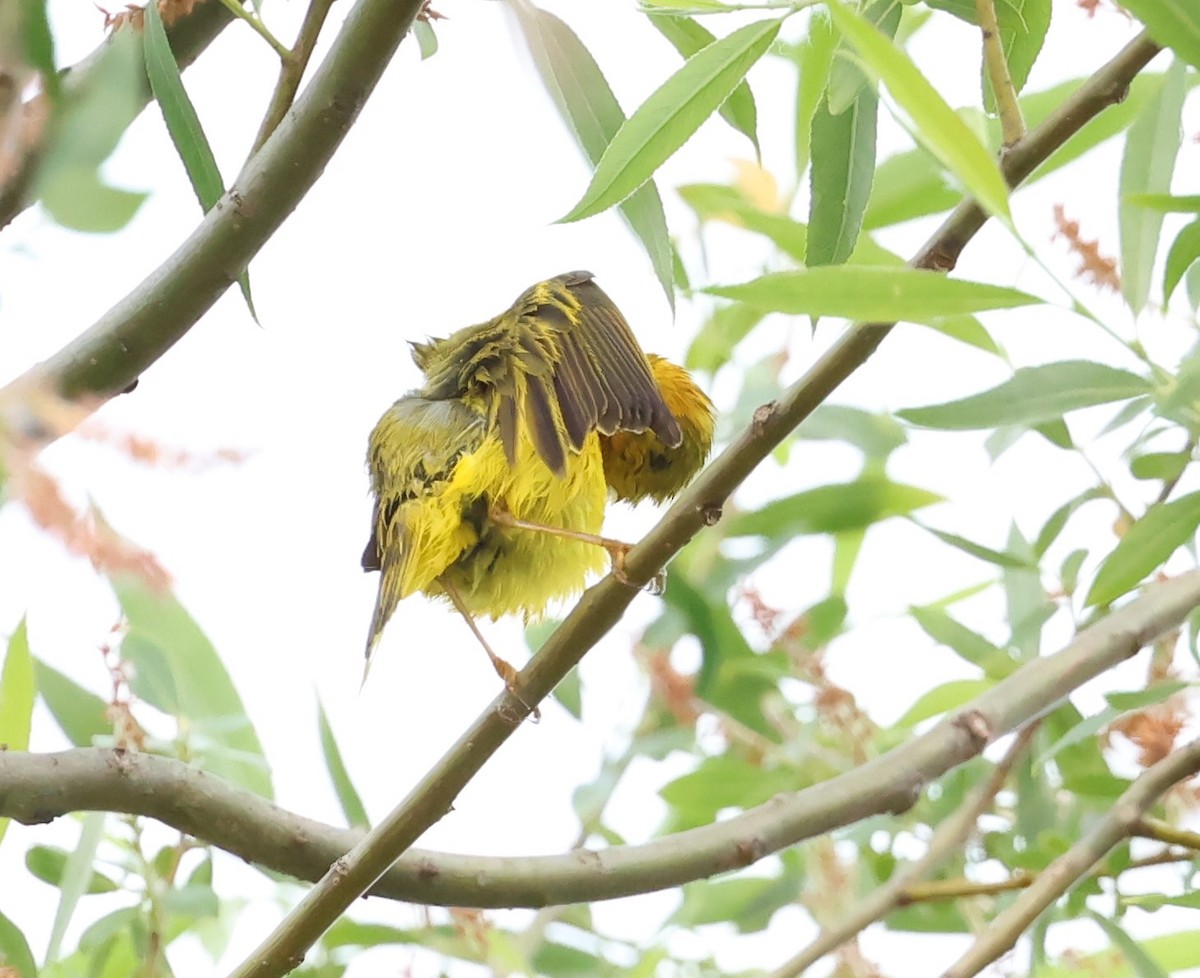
[361,271,714,682]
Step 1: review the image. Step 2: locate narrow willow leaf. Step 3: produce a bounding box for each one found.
[826,0,1010,222]
[899,361,1151,430]
[561,18,781,222]
[1087,911,1171,978]
[117,578,273,798]
[923,0,1030,31]
[983,0,1050,113]
[919,524,1034,569]
[317,700,370,829]
[727,478,942,538]
[1130,451,1189,482]
[45,812,106,964]
[144,0,257,321]
[0,620,34,847]
[678,182,807,259]
[1164,219,1200,303]
[1117,0,1200,71]
[791,14,836,179]
[910,605,1016,678]
[807,85,879,266]
[514,0,674,306]
[826,0,900,113]
[1086,490,1200,607]
[895,679,995,727]
[706,267,1038,322]
[646,13,760,154]
[1118,59,1187,314]
[1124,193,1200,213]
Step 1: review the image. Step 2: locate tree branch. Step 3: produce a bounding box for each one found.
[767,722,1041,978]
[942,737,1200,978]
[3,571,1198,914]
[2,0,424,401]
[0,1,234,231]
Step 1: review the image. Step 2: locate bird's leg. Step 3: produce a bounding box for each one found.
[488,504,666,594]
[438,575,539,720]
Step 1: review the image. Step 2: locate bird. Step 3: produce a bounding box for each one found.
[361,270,715,690]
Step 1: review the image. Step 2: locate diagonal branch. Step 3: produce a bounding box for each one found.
[224,31,1164,977]
[943,737,1200,978]
[4,566,1197,917]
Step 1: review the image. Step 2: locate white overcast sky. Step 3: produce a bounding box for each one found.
[1,1,1197,975]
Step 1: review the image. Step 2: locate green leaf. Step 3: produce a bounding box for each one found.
[143,0,257,320]
[920,524,1034,569]
[707,267,1038,322]
[26,845,120,893]
[317,699,369,829]
[0,908,36,978]
[807,86,879,266]
[45,811,106,965]
[646,13,760,154]
[923,0,1031,31]
[678,182,807,259]
[32,26,147,232]
[1116,0,1200,71]
[1087,911,1170,978]
[727,478,942,538]
[1086,490,1200,606]
[1118,59,1187,313]
[1164,219,1200,304]
[790,14,836,178]
[796,404,907,458]
[864,145,961,229]
[671,873,799,933]
[895,678,995,726]
[826,0,900,113]
[514,0,675,307]
[910,604,1017,678]
[144,1,223,211]
[1124,193,1200,213]
[898,361,1151,430]
[560,18,781,221]
[983,0,1051,113]
[826,0,1010,222]
[0,619,34,848]
[116,578,273,798]
[412,20,438,59]
[32,659,111,747]
[686,301,766,372]
[660,756,797,827]
[1130,451,1189,483]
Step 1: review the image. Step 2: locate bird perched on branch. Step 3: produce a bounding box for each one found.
[361,270,714,689]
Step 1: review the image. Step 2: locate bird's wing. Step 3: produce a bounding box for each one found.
[416,271,683,476]
[362,396,486,656]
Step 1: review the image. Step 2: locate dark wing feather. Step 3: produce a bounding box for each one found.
[415,270,682,476]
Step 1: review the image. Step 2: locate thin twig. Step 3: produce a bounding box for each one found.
[942,738,1200,978]
[249,0,339,155]
[1135,815,1200,850]
[215,0,292,58]
[901,849,1197,902]
[976,0,1025,146]
[768,722,1041,978]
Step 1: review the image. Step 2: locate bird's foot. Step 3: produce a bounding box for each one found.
[603,541,667,596]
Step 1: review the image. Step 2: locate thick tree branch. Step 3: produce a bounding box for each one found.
[3,0,423,401]
[943,737,1200,978]
[0,1,234,231]
[2,571,1198,913]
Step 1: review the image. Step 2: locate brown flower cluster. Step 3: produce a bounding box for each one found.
[1052,204,1121,293]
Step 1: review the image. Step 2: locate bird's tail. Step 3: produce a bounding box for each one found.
[361,561,399,690]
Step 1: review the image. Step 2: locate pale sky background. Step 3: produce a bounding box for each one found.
[1,1,1198,975]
